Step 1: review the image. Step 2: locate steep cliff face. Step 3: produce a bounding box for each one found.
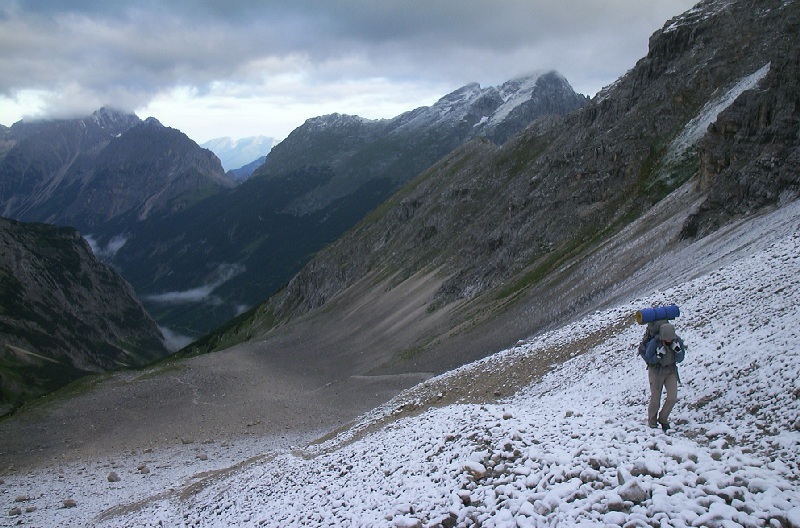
[191,0,800,371]
[683,34,800,237]
[0,217,169,412]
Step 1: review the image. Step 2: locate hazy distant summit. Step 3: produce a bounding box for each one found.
[201,136,276,172]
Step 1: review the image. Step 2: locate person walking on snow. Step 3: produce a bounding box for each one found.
[642,323,686,431]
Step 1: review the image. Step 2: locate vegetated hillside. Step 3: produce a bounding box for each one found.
[192,0,800,376]
[105,71,587,338]
[0,108,234,234]
[0,217,169,414]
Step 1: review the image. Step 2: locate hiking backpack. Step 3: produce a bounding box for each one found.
[635,304,680,359]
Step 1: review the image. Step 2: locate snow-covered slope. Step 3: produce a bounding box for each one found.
[4,202,800,526]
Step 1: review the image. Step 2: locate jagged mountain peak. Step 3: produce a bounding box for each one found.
[143,116,164,128]
[434,81,484,106]
[498,70,550,93]
[6,107,141,143]
[0,107,234,231]
[396,70,584,142]
[89,106,138,127]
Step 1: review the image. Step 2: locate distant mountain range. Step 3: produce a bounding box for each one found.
[0,71,587,341]
[201,136,275,174]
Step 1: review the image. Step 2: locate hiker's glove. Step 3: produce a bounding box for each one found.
[656,346,667,358]
[670,342,682,353]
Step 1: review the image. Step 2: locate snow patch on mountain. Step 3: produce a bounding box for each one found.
[667,63,771,163]
[488,72,548,125]
[400,72,556,135]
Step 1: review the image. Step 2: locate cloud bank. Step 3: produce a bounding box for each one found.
[0,1,697,141]
[144,263,245,305]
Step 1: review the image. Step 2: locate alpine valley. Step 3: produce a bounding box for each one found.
[2,71,588,340]
[0,1,799,525]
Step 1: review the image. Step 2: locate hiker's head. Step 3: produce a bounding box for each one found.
[659,323,676,344]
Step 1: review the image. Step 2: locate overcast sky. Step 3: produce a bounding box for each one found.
[0,1,697,143]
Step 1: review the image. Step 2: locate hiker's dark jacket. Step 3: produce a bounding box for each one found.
[643,337,686,368]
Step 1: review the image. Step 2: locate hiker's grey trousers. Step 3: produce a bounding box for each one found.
[648,365,678,427]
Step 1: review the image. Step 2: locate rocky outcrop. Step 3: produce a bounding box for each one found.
[0,217,169,412]
[683,30,800,237]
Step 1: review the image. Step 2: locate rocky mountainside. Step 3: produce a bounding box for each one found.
[0,108,234,233]
[103,71,587,337]
[0,108,140,223]
[0,217,169,414]
[192,0,800,375]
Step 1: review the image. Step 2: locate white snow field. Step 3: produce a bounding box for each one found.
[3,200,800,527]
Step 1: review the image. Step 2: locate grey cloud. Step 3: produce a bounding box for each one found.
[158,325,195,352]
[144,263,245,305]
[1,0,696,119]
[84,234,128,258]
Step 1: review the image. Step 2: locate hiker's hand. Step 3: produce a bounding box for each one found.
[656,346,667,358]
[670,342,682,353]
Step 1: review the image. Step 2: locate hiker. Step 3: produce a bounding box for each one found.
[641,322,686,431]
